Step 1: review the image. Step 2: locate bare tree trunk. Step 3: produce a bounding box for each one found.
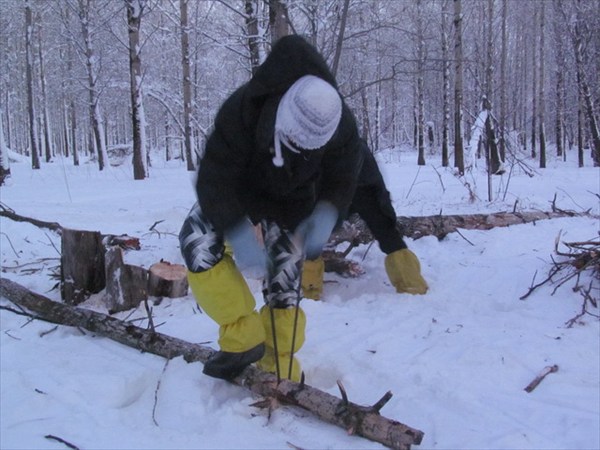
[127,0,148,180]
[79,0,107,171]
[499,0,507,161]
[180,0,195,171]
[25,0,40,170]
[331,0,350,77]
[538,1,546,168]
[485,0,494,103]
[0,106,10,185]
[530,3,538,159]
[577,83,584,167]
[453,0,465,174]
[416,1,426,166]
[269,0,290,43]
[441,0,450,167]
[244,0,261,75]
[70,99,79,166]
[37,24,52,162]
[552,0,565,159]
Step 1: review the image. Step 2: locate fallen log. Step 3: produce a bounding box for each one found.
[0,278,424,449]
[331,210,584,245]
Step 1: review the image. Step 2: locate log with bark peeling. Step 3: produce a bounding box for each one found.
[331,210,582,246]
[0,278,423,450]
[323,210,587,276]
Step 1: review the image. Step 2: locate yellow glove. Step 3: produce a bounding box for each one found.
[384,249,428,295]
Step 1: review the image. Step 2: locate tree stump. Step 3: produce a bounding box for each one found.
[104,246,148,313]
[148,261,188,298]
[61,228,105,305]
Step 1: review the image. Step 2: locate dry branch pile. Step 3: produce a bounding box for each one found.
[520,233,599,325]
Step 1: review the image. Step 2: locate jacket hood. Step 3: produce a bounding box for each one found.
[246,35,338,99]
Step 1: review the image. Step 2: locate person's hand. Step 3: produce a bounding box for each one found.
[225,219,266,277]
[295,201,338,260]
[384,249,428,295]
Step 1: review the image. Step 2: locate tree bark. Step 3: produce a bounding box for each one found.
[126,0,148,180]
[61,228,106,305]
[330,0,350,78]
[0,278,424,450]
[269,0,290,43]
[499,0,507,162]
[530,2,538,159]
[180,0,195,171]
[37,23,52,163]
[25,0,40,170]
[416,0,426,166]
[441,0,450,167]
[538,1,546,169]
[0,106,10,185]
[453,0,465,174]
[331,209,584,246]
[79,0,107,171]
[104,246,148,313]
[245,0,260,75]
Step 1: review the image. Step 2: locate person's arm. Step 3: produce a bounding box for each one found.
[350,143,407,254]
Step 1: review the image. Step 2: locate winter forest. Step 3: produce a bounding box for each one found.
[1,0,599,182]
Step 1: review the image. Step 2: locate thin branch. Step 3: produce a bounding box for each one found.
[152,359,170,426]
[44,435,81,450]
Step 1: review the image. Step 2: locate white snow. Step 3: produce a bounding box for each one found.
[1,149,599,450]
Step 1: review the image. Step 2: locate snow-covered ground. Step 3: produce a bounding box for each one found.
[1,148,599,450]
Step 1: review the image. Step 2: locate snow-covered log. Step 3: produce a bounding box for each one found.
[0,278,424,450]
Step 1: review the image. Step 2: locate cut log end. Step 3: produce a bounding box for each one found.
[148,261,188,298]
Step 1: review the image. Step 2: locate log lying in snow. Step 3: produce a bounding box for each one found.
[0,278,424,450]
[331,210,583,245]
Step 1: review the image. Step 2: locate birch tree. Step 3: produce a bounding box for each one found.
[180,0,194,171]
[530,3,538,159]
[0,107,10,185]
[498,0,507,161]
[127,0,148,180]
[552,0,566,159]
[415,0,425,166]
[76,0,108,171]
[37,22,53,162]
[538,1,547,168]
[441,0,450,167]
[25,0,40,170]
[453,0,465,174]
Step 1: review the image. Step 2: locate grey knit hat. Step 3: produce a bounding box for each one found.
[272,75,342,167]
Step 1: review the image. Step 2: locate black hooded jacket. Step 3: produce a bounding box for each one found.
[195,35,363,234]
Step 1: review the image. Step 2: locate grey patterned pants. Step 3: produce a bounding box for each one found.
[179,203,303,308]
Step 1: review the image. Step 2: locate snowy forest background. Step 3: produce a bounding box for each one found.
[0,0,599,181]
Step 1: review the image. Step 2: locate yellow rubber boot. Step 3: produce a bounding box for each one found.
[301,257,324,300]
[257,305,306,382]
[188,255,266,379]
[384,249,429,295]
